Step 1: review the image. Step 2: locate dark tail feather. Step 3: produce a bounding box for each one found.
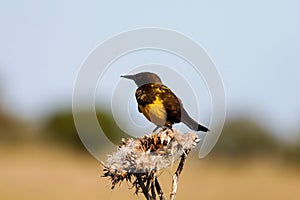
[181,108,209,132]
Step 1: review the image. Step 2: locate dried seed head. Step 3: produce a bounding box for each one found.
[102,129,200,189]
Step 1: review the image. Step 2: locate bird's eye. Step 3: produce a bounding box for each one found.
[136,90,142,95]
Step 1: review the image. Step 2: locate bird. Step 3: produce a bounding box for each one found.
[120,72,209,132]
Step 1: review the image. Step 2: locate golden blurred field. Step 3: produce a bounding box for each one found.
[1,143,300,200]
[1,108,300,199]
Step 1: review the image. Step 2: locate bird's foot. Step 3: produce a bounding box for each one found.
[152,125,174,133]
[152,126,161,133]
[162,126,174,132]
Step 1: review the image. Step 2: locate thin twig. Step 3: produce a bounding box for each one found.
[145,171,156,199]
[136,174,151,200]
[146,174,152,192]
[170,149,190,200]
[151,182,156,199]
[155,178,165,200]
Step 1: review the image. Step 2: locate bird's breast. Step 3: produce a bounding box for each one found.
[138,96,167,126]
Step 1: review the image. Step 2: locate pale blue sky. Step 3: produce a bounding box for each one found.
[0,0,300,138]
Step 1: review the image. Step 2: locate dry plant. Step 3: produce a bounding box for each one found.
[102,129,200,200]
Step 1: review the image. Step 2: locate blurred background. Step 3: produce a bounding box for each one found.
[1,1,300,200]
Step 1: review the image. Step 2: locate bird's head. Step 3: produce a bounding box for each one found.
[121,72,162,87]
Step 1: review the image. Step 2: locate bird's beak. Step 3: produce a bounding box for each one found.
[120,74,135,80]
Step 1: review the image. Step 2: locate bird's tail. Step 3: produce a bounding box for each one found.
[181,108,209,132]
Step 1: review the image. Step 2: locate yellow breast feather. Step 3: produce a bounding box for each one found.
[139,96,167,126]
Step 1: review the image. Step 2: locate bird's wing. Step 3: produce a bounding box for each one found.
[158,85,182,123]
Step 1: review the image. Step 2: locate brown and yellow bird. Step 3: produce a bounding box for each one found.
[121,72,209,132]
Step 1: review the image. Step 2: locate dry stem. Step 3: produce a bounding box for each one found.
[170,149,190,200]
